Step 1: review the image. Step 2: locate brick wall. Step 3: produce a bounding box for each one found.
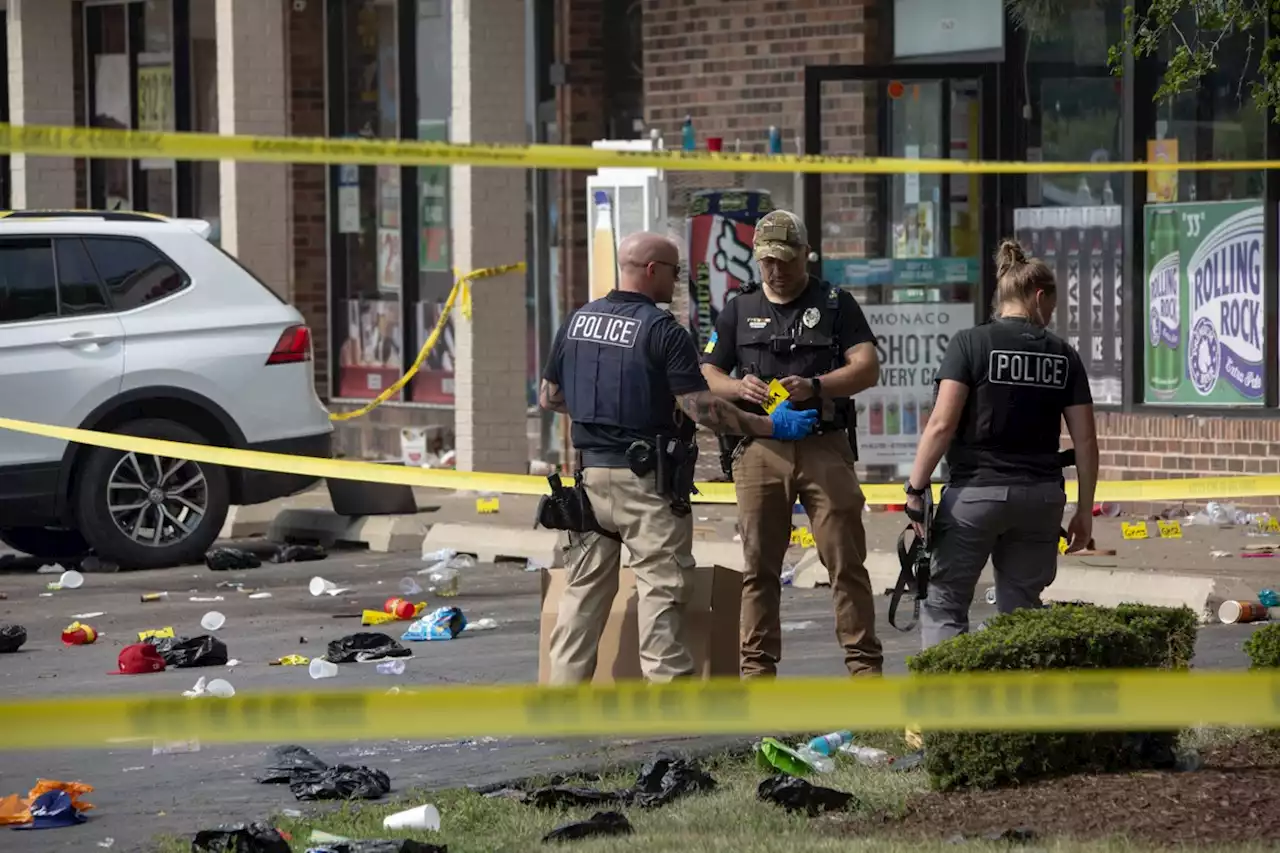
[286,0,330,398]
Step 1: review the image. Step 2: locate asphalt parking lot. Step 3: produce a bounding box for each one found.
[0,546,1262,852]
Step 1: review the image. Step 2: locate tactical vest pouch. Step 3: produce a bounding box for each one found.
[534,473,621,542]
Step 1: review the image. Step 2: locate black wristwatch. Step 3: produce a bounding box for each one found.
[811,376,822,398]
[904,481,927,498]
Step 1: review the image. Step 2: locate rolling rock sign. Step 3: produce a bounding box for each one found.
[1144,201,1264,405]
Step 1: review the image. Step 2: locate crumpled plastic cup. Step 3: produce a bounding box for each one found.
[200,611,226,631]
[59,570,85,590]
[308,658,338,679]
[383,803,441,831]
[205,678,235,698]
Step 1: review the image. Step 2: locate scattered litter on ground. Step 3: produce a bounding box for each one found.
[946,828,1038,845]
[138,626,175,641]
[190,596,225,603]
[376,660,407,675]
[327,632,411,663]
[61,621,98,645]
[309,659,338,679]
[48,569,84,591]
[200,611,227,631]
[757,737,825,776]
[310,577,351,597]
[110,644,167,675]
[840,743,891,766]
[271,654,309,666]
[756,775,854,816]
[0,625,27,654]
[780,620,815,632]
[184,677,236,699]
[468,617,499,631]
[401,607,467,641]
[205,548,262,571]
[152,739,201,755]
[892,749,926,772]
[542,811,633,843]
[627,754,717,808]
[97,836,114,847]
[192,821,290,853]
[249,592,273,599]
[398,577,423,596]
[1211,550,1232,559]
[382,803,440,831]
[71,611,105,619]
[311,839,446,853]
[1260,588,1279,607]
[273,544,327,564]
[11,789,89,830]
[36,564,61,574]
[146,634,229,668]
[291,765,391,802]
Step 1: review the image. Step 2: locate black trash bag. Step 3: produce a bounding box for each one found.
[191,821,290,853]
[542,811,633,843]
[625,754,717,808]
[310,842,447,853]
[326,632,411,664]
[205,547,262,571]
[756,775,854,817]
[289,764,391,801]
[525,787,623,809]
[272,544,327,564]
[0,624,27,654]
[256,744,329,784]
[148,634,230,668]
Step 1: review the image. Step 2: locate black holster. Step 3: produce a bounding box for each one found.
[533,470,621,542]
[662,435,700,518]
[889,487,934,632]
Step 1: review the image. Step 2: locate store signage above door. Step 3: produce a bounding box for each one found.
[822,256,978,287]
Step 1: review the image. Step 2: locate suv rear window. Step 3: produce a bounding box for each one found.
[81,237,189,311]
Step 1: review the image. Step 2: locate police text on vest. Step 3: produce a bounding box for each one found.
[568,312,642,348]
[988,350,1069,389]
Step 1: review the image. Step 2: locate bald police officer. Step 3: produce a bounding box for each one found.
[904,239,1099,648]
[539,231,820,684]
[701,210,885,678]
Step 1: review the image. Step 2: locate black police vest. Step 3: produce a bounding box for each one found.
[559,296,678,438]
[947,319,1076,481]
[733,280,844,419]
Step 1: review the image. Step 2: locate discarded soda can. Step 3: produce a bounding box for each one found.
[61,621,98,645]
[141,592,169,603]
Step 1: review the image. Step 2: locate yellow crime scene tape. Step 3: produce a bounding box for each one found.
[0,670,1277,750]
[0,413,1278,506]
[0,122,1267,175]
[329,263,527,422]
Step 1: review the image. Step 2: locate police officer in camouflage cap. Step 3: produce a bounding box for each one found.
[700,209,885,677]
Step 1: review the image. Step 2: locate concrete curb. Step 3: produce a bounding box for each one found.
[266,508,430,553]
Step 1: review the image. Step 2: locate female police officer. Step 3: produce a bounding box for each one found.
[903,239,1099,649]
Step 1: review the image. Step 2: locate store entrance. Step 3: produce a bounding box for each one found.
[803,64,998,479]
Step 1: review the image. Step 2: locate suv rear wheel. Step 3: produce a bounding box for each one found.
[0,527,90,560]
[74,418,230,569]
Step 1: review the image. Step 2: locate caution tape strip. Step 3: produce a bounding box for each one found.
[329,263,526,422]
[0,414,1276,505]
[0,122,1267,176]
[0,671,1275,749]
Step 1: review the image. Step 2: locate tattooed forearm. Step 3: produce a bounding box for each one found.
[539,379,568,414]
[677,391,772,437]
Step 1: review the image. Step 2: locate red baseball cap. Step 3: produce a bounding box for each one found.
[108,643,167,675]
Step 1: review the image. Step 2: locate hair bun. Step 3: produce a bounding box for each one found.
[995,239,1028,277]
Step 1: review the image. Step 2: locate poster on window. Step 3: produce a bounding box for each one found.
[686,189,772,351]
[853,304,971,466]
[1142,200,1264,406]
[136,62,174,171]
[1013,205,1124,406]
[337,298,404,400]
[411,297,456,404]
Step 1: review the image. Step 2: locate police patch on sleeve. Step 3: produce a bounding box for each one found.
[568,312,641,348]
[988,350,1069,389]
[703,330,718,354]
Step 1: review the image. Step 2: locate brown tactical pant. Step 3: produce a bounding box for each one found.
[733,431,883,677]
[546,467,697,684]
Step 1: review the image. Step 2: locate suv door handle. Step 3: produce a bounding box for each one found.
[58,332,118,348]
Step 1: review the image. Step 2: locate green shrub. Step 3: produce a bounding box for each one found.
[905,603,1198,791]
[1244,622,1280,669]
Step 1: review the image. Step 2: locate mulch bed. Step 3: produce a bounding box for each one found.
[838,735,1280,846]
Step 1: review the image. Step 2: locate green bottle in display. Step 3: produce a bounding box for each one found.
[1146,209,1181,400]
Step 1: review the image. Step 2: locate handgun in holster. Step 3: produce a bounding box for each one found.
[889,486,934,632]
[533,468,621,542]
[629,436,699,518]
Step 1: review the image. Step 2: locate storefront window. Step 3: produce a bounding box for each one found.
[1011,0,1126,406]
[410,0,455,404]
[1140,24,1264,407]
[333,0,405,401]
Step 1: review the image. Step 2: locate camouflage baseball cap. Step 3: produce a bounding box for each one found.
[753,210,809,262]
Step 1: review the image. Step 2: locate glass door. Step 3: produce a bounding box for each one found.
[806,66,997,482]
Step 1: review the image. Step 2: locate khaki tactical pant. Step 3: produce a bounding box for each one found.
[545,467,697,684]
[734,431,883,677]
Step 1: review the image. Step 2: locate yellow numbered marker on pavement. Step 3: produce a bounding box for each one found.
[1157,520,1183,539]
[1121,521,1149,540]
[476,496,500,514]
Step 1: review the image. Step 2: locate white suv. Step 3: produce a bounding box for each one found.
[0,211,332,569]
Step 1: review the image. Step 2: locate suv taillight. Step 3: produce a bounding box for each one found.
[267,325,312,365]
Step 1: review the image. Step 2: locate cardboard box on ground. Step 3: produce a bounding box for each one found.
[538,566,742,683]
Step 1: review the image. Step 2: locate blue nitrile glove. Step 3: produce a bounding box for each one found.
[769,400,819,441]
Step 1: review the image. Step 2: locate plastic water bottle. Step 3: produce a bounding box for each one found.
[838,743,890,767]
[794,745,834,774]
[682,115,696,151]
[806,730,854,757]
[768,125,782,154]
[377,660,406,676]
